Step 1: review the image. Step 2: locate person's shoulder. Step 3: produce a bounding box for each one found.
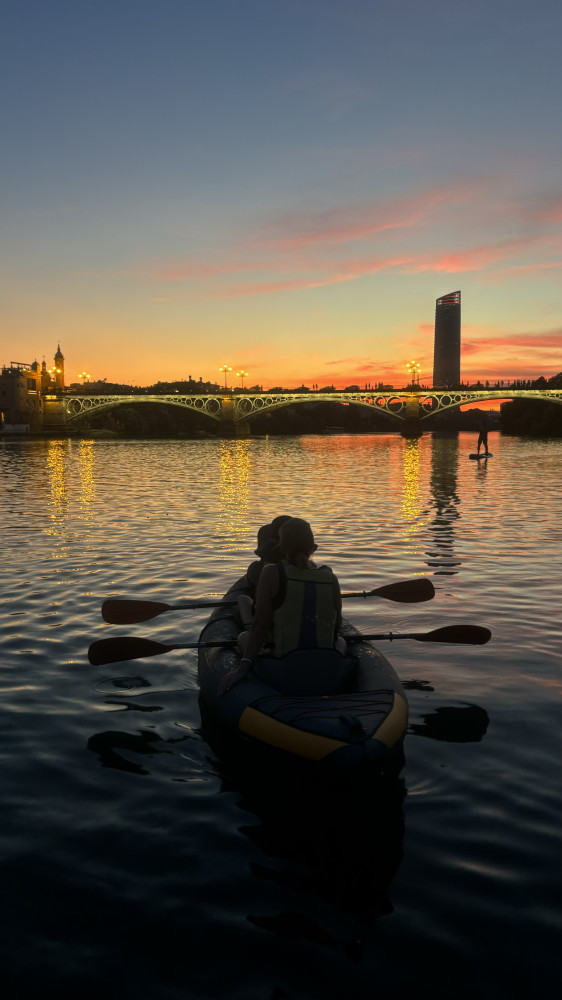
[245,559,262,587]
[258,561,280,591]
[319,563,340,583]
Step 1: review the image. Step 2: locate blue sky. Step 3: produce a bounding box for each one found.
[1,0,561,388]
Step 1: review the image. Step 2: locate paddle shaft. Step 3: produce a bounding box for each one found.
[101,577,435,624]
[88,623,490,665]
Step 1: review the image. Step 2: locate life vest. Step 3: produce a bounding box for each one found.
[269,560,338,658]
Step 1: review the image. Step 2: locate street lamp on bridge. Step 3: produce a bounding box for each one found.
[236,369,248,389]
[79,371,91,385]
[406,360,421,387]
[219,364,232,390]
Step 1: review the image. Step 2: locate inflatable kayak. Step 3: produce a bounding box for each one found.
[197,577,408,777]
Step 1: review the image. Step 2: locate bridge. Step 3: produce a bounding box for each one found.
[43,387,562,433]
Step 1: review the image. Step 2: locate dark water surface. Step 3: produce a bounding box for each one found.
[1,432,560,998]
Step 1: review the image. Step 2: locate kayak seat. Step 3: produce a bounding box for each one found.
[254,649,356,696]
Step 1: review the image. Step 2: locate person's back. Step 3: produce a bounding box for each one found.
[220,517,344,693]
[270,558,338,657]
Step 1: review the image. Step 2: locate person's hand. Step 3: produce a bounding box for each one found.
[218,660,252,695]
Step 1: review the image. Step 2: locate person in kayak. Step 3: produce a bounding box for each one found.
[244,514,292,589]
[220,517,346,693]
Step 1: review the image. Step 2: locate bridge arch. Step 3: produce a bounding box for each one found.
[416,388,562,420]
[63,394,224,425]
[43,387,562,432]
[233,392,409,424]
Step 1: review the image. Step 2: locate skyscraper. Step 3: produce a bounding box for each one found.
[433,290,461,388]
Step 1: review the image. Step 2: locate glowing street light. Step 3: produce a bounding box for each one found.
[236,369,248,389]
[219,364,232,390]
[406,360,421,387]
[78,371,91,384]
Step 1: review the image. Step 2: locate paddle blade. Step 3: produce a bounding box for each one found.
[414,625,491,645]
[102,599,174,624]
[371,578,435,603]
[88,637,176,665]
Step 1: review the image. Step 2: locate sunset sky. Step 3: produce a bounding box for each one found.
[1,0,561,390]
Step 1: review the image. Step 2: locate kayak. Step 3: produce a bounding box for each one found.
[197,577,408,778]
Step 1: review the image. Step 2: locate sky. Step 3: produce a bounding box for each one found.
[1,0,561,391]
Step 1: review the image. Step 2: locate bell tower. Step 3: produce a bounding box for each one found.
[54,344,65,392]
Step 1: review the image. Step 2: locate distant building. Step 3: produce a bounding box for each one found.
[433,290,461,388]
[0,361,43,431]
[53,344,65,392]
[0,344,65,433]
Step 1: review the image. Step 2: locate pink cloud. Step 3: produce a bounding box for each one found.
[463,330,562,354]
[521,192,562,227]
[215,275,354,298]
[412,232,560,275]
[254,182,481,252]
[140,178,562,298]
[479,260,562,283]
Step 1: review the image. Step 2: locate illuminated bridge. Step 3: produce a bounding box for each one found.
[43,388,562,432]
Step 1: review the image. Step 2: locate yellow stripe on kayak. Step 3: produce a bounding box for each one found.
[238,691,408,761]
[372,693,408,747]
[239,705,347,760]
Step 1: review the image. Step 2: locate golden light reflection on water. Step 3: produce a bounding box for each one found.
[47,440,68,508]
[46,441,70,558]
[401,440,430,550]
[78,440,95,507]
[217,440,252,551]
[44,439,97,561]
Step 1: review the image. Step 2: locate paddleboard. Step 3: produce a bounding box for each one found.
[469,453,493,460]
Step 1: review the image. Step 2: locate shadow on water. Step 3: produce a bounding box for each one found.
[409,703,490,742]
[87,728,165,774]
[201,710,406,963]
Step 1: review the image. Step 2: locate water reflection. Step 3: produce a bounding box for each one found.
[47,439,68,507]
[401,439,430,553]
[43,440,96,561]
[87,729,163,774]
[426,435,462,574]
[409,703,489,742]
[217,440,252,550]
[78,440,95,507]
[45,440,70,558]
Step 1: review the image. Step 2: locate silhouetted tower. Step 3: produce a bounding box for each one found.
[54,344,65,392]
[433,291,461,388]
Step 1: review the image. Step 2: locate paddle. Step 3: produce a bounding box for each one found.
[358,625,491,645]
[101,578,435,624]
[88,623,490,666]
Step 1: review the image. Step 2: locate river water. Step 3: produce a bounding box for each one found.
[1,431,560,999]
